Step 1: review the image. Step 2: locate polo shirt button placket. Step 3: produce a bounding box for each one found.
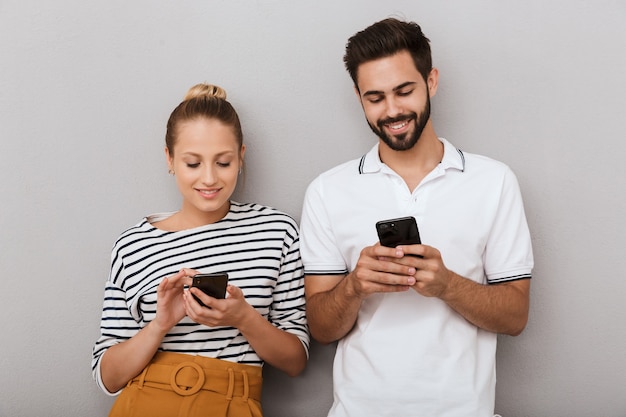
[411,188,427,220]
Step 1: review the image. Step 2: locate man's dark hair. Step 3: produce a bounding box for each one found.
[344,18,432,88]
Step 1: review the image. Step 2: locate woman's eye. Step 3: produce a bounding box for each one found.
[217,162,231,168]
[186,163,200,168]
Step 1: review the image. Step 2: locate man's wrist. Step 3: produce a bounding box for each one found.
[438,270,461,301]
[342,272,363,300]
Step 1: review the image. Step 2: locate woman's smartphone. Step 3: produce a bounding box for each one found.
[191,272,229,306]
[375,216,421,248]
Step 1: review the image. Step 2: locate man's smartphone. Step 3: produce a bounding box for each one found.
[191,272,229,306]
[376,216,421,248]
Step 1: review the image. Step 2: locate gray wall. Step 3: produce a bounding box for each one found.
[1,1,625,416]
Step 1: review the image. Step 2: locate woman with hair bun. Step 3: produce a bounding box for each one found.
[92,83,309,417]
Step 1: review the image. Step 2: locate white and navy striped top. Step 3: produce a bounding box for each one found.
[92,202,309,393]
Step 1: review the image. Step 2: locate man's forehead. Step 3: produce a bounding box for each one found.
[355,51,423,93]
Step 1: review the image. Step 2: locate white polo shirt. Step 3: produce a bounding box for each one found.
[300,138,533,417]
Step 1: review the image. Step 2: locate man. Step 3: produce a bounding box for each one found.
[300,18,533,417]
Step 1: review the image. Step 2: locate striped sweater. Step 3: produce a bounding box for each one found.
[92,202,309,394]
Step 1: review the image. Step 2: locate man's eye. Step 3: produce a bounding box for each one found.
[368,97,384,104]
[397,90,413,97]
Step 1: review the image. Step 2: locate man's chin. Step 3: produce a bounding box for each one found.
[369,122,419,151]
[383,135,418,151]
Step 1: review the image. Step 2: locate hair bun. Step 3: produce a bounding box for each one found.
[184,83,227,101]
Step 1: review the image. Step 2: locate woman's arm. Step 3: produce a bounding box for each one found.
[185,285,307,376]
[100,319,169,393]
[100,271,190,392]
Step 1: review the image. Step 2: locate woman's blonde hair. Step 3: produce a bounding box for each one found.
[183,83,228,101]
[165,83,243,155]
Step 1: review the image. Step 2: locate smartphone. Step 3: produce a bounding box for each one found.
[191,272,229,306]
[375,216,421,248]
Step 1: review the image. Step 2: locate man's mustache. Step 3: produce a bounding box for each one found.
[377,112,417,128]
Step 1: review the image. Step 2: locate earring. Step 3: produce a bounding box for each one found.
[168,169,175,175]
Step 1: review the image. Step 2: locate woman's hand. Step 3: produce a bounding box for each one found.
[153,268,195,332]
[184,284,254,328]
[184,284,307,376]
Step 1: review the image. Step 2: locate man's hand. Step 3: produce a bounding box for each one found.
[305,243,417,344]
[389,244,453,298]
[346,243,417,299]
[390,244,530,335]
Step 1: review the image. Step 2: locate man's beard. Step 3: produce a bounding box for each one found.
[367,95,431,151]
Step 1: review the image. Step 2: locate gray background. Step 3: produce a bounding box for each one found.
[1,1,625,416]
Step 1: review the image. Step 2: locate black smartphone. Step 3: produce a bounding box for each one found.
[191,272,229,306]
[375,216,421,248]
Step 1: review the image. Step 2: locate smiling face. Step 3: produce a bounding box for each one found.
[356,50,437,152]
[166,117,244,224]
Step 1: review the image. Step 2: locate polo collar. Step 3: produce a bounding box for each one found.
[358,137,466,174]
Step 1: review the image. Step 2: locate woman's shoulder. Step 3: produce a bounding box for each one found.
[229,202,298,229]
[111,213,172,250]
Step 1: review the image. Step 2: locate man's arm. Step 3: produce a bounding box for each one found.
[305,245,417,344]
[401,244,530,336]
[305,274,357,344]
[439,274,529,335]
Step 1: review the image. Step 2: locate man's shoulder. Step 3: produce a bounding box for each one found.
[454,149,522,196]
[318,156,364,179]
[306,155,365,192]
[302,155,371,210]
[465,151,509,169]
[454,146,514,178]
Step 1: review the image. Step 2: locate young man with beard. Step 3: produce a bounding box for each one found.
[300,18,533,417]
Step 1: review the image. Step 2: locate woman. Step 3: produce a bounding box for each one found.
[92,83,309,417]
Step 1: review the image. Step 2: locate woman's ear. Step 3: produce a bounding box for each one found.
[165,146,174,174]
[239,144,246,169]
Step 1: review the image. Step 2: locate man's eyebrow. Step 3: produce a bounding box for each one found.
[392,81,417,92]
[362,81,417,97]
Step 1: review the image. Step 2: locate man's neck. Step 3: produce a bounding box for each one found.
[378,127,443,192]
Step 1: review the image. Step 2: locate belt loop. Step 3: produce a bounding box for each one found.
[242,370,249,402]
[136,366,149,389]
[226,368,235,400]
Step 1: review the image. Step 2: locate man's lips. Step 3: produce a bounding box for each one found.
[380,116,414,134]
[386,120,410,131]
